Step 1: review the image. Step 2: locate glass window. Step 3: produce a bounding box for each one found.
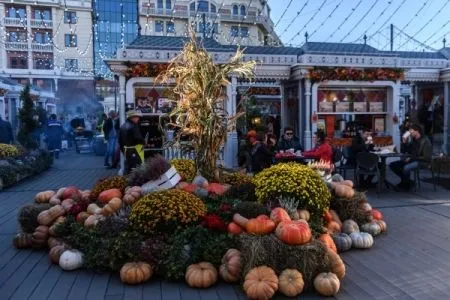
[8,32,17,42]
[42,10,51,20]
[190,2,196,11]
[166,0,172,10]
[9,57,28,69]
[212,22,218,34]
[240,26,249,37]
[44,32,51,43]
[231,26,239,37]
[17,8,26,18]
[65,59,78,71]
[65,34,77,47]
[232,5,239,15]
[7,7,16,18]
[240,5,246,16]
[167,21,175,33]
[18,32,27,42]
[157,0,163,9]
[155,20,164,32]
[34,32,43,43]
[64,11,77,24]
[210,4,216,13]
[198,0,208,12]
[35,57,53,70]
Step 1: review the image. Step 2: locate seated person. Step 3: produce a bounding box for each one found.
[277,126,303,152]
[303,131,333,162]
[348,128,376,187]
[250,132,273,173]
[389,124,432,190]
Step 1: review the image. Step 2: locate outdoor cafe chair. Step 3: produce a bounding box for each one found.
[413,161,437,192]
[356,152,381,194]
[335,147,356,181]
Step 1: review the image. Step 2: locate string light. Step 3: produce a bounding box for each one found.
[367,0,407,41]
[339,0,377,42]
[286,0,328,45]
[308,0,344,40]
[278,1,308,39]
[324,0,362,42]
[353,0,394,43]
[273,0,293,28]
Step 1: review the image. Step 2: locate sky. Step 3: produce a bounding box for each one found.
[268,0,450,51]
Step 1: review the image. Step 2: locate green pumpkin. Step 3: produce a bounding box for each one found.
[350,232,373,249]
[360,222,381,237]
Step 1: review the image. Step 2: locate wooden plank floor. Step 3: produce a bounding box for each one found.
[1,151,450,299]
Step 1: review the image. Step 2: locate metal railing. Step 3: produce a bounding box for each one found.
[5,41,28,50]
[4,17,26,26]
[31,43,53,52]
[30,19,53,28]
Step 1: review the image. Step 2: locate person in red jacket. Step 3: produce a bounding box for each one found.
[303,131,333,162]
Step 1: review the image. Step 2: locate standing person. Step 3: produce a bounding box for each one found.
[0,116,14,144]
[103,110,120,168]
[303,131,333,162]
[45,114,63,159]
[348,128,375,186]
[277,126,303,152]
[250,132,273,173]
[389,124,432,190]
[119,110,145,175]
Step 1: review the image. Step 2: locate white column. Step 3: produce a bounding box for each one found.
[26,5,32,70]
[224,76,238,168]
[297,79,303,137]
[444,81,449,154]
[391,80,401,149]
[280,83,286,130]
[304,78,312,150]
[119,74,126,174]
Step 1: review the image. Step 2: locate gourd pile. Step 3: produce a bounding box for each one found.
[13,158,387,299]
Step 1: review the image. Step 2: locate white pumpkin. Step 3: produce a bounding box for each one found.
[59,249,84,270]
[342,220,360,234]
[350,232,374,249]
[360,222,381,236]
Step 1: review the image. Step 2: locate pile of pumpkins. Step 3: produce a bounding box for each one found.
[12,185,143,271]
[177,175,230,198]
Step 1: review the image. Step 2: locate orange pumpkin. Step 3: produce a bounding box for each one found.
[327,221,342,234]
[256,214,270,221]
[270,207,291,225]
[372,209,383,220]
[227,222,243,235]
[206,183,226,195]
[183,184,198,194]
[120,262,153,284]
[185,262,218,288]
[323,210,333,223]
[276,220,311,245]
[341,180,354,188]
[318,233,337,253]
[329,209,342,227]
[327,250,346,280]
[62,186,81,200]
[243,266,278,300]
[246,219,276,235]
[98,189,122,204]
[278,269,304,297]
[233,213,249,228]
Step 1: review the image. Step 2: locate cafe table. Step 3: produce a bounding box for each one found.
[371,151,410,189]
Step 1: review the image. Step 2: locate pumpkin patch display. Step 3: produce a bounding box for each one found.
[243,266,278,300]
[185,262,218,288]
[120,262,153,284]
[276,220,312,245]
[278,269,304,297]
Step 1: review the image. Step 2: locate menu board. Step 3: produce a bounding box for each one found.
[373,118,385,132]
[319,101,333,112]
[336,102,350,112]
[353,102,367,112]
[369,102,384,112]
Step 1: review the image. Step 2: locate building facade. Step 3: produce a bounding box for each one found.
[0,0,94,118]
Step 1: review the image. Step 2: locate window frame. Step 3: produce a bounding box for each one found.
[64,11,77,24]
[65,58,78,71]
[155,20,164,33]
[64,34,77,47]
[166,21,175,33]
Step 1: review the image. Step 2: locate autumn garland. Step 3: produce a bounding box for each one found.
[309,67,404,82]
[124,62,169,78]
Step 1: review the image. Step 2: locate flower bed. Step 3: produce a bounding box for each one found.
[0,147,53,190]
[13,159,387,298]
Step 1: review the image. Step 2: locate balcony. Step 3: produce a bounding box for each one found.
[30,19,53,28]
[3,17,26,27]
[140,6,189,18]
[5,42,28,51]
[32,43,53,52]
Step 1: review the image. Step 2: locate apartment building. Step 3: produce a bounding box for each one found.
[0,0,94,114]
[139,0,280,46]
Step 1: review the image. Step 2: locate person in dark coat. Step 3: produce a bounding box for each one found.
[348,128,375,186]
[45,114,63,159]
[103,110,120,168]
[119,110,145,175]
[0,116,14,144]
[277,126,303,152]
[250,132,273,173]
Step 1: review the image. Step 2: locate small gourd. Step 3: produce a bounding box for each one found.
[59,249,84,270]
[37,205,65,226]
[49,245,66,264]
[376,220,387,232]
[278,269,304,297]
[360,222,382,236]
[87,203,102,215]
[120,262,153,284]
[314,272,340,296]
[219,249,241,283]
[297,209,310,221]
[35,190,56,203]
[332,233,352,253]
[342,219,359,234]
[32,225,49,248]
[350,232,374,249]
[318,233,337,253]
[185,262,217,288]
[243,266,278,300]
[13,233,33,249]
[327,250,346,280]
[102,197,122,216]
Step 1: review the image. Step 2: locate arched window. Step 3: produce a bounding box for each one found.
[240,5,246,16]
[166,0,172,10]
[198,0,208,12]
[211,4,216,13]
[232,5,239,15]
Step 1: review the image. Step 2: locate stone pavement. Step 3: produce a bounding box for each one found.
[1,151,450,299]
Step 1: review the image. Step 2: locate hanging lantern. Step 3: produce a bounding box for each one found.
[311,111,318,123]
[392,113,399,124]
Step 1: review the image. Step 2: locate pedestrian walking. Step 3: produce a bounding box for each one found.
[45,114,64,159]
[103,110,120,168]
[118,110,145,175]
[0,116,14,144]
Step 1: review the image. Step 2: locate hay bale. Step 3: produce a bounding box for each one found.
[330,191,372,225]
[18,203,52,233]
[238,233,331,290]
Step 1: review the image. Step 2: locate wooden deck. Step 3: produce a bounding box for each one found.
[1,151,450,299]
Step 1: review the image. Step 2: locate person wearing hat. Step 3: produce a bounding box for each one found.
[118,110,145,174]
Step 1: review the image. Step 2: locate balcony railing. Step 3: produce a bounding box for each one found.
[5,42,28,51]
[32,43,53,52]
[30,19,53,28]
[4,17,26,27]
